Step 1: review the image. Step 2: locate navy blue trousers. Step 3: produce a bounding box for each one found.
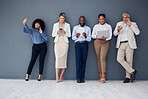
[75,42,88,79]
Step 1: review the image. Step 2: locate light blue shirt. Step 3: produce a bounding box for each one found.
[23,24,48,44]
[72,25,91,42]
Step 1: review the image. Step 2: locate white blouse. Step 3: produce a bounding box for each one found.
[52,22,71,43]
[92,23,112,41]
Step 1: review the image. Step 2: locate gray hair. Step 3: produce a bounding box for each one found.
[122,12,130,17]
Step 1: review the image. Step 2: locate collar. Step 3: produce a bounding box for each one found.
[99,23,106,25]
[78,24,86,27]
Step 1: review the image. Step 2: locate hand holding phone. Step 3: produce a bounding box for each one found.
[39,27,42,34]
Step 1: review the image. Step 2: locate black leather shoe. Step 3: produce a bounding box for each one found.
[123,78,130,83]
[131,70,137,83]
[25,75,29,81]
[38,75,41,81]
[77,79,81,83]
[80,79,85,83]
[38,78,41,81]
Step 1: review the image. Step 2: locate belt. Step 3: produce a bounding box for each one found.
[120,41,128,43]
[76,41,88,43]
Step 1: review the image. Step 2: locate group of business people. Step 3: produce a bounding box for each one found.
[23,11,140,83]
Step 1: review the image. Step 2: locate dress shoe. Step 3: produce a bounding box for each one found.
[38,75,41,81]
[25,75,29,81]
[80,79,85,83]
[123,78,130,83]
[131,70,137,83]
[77,79,81,83]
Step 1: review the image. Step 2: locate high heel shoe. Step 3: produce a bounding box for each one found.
[25,74,29,81]
[56,80,60,83]
[59,77,63,82]
[38,75,41,81]
[101,74,106,83]
[59,79,63,82]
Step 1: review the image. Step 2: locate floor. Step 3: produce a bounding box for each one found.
[0,79,148,99]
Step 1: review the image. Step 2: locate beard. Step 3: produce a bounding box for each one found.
[79,22,85,27]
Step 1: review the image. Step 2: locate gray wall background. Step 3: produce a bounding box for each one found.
[0,0,148,80]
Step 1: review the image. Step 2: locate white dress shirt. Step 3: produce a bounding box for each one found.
[120,23,128,42]
[92,23,112,41]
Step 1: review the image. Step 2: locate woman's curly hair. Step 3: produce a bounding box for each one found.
[32,19,45,31]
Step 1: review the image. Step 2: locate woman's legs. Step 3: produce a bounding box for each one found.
[56,68,66,82]
[38,44,47,80]
[60,68,66,80]
[94,40,102,81]
[56,68,60,81]
[27,49,40,75]
[26,74,29,80]
[38,74,41,80]
[100,41,109,82]
[26,46,40,80]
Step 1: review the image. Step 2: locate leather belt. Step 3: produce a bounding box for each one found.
[76,41,88,43]
[120,41,128,43]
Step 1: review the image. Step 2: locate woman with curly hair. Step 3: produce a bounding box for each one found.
[23,17,48,81]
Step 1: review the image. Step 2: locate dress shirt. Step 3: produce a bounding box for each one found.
[72,25,91,42]
[23,24,48,44]
[92,23,112,41]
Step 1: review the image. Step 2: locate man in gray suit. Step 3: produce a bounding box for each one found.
[114,12,140,83]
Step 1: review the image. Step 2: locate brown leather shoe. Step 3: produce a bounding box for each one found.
[80,79,85,83]
[77,79,81,83]
[131,70,137,83]
[123,78,130,83]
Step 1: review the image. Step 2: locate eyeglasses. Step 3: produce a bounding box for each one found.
[123,17,128,18]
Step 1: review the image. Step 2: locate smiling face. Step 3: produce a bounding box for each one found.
[35,22,40,29]
[59,16,65,23]
[99,16,105,25]
[123,15,129,23]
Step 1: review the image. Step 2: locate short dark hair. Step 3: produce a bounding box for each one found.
[79,16,85,21]
[32,19,45,31]
[98,14,106,19]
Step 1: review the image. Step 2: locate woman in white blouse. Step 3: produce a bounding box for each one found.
[92,14,112,83]
[52,12,71,83]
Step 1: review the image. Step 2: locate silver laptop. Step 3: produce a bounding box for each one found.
[97,30,110,38]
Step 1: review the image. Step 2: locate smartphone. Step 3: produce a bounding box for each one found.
[59,28,63,30]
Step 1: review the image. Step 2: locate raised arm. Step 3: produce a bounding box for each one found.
[113,22,121,36]
[129,22,140,35]
[23,17,32,34]
[39,28,48,41]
